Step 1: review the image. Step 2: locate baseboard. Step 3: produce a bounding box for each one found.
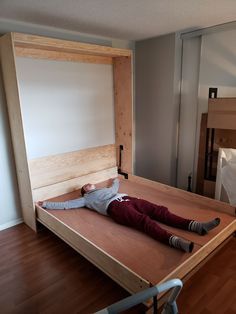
[0,218,23,231]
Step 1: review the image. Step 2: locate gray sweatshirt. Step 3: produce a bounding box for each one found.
[42,178,127,215]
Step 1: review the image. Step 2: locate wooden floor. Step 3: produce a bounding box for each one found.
[0,223,235,314]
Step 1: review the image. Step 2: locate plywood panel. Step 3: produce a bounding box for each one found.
[36,206,201,291]
[113,56,133,173]
[128,175,235,216]
[29,144,116,189]
[208,98,236,129]
[36,207,150,294]
[0,33,36,230]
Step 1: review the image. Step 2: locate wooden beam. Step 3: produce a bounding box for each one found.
[15,46,112,64]
[13,33,132,58]
[0,33,36,231]
[113,56,133,174]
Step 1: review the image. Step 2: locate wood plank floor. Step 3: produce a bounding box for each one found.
[0,223,235,314]
[178,234,236,314]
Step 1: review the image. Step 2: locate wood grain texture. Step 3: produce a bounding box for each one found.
[29,144,116,189]
[113,56,133,173]
[33,167,118,201]
[15,46,113,64]
[0,33,36,230]
[178,236,236,314]
[0,223,145,314]
[208,98,236,129]
[13,32,132,57]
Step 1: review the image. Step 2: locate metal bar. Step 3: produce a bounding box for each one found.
[96,279,183,314]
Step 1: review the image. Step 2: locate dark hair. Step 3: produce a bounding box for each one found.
[81,186,86,196]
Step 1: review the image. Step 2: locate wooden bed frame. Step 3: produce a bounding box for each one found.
[1,32,235,310]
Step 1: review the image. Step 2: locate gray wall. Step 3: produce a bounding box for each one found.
[135,33,180,186]
[0,19,134,230]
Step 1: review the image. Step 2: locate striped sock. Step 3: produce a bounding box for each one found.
[188,218,221,235]
[169,236,194,253]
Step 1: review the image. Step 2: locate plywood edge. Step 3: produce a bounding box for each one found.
[208,97,236,106]
[156,219,235,287]
[36,206,149,293]
[128,175,235,216]
[12,32,132,58]
[33,167,118,201]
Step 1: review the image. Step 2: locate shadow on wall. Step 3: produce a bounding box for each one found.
[200,36,236,87]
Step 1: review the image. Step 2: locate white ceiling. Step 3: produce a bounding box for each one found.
[0,0,236,40]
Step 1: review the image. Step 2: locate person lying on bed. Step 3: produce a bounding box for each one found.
[40,178,221,253]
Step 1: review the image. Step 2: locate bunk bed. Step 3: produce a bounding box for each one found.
[196,97,236,198]
[0,32,235,311]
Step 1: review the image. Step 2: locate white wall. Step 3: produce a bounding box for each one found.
[0,19,134,230]
[16,57,115,159]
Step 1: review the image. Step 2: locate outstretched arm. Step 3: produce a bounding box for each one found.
[106,178,120,194]
[41,197,86,210]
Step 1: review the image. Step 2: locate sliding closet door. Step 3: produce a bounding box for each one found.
[177,36,201,191]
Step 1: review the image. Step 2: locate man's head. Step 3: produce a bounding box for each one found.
[81,183,96,196]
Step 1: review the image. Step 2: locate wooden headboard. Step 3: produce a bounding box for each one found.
[29,144,117,201]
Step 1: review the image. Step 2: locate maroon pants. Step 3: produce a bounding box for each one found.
[107,196,191,245]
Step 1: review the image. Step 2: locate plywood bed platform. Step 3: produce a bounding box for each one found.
[36,176,236,302]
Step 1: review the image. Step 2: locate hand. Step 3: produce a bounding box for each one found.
[109,177,118,185]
